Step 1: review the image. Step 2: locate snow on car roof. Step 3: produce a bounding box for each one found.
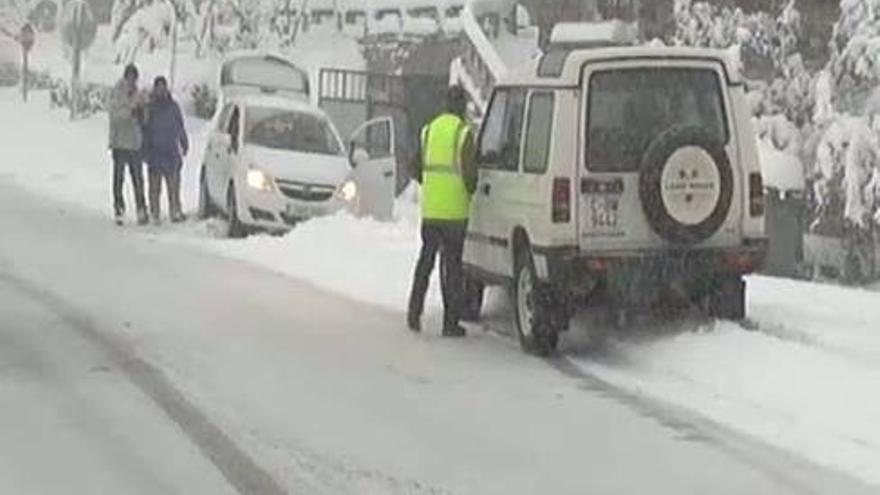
[498,45,742,87]
[228,95,328,117]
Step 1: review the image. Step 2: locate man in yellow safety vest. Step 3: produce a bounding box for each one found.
[407,85,477,337]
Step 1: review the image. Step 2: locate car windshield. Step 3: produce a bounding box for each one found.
[587,67,728,172]
[245,107,343,156]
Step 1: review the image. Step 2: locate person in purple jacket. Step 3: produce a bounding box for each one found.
[143,76,189,224]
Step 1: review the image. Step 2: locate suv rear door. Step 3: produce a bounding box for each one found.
[579,60,743,253]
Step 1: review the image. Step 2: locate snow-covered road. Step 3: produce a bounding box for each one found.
[2,180,874,494]
[2,88,880,493]
[0,275,238,494]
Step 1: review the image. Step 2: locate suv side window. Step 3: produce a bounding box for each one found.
[479,89,509,168]
[522,91,554,174]
[478,88,526,171]
[501,89,526,172]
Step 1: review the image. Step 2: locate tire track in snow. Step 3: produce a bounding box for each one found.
[476,315,877,494]
[0,270,289,495]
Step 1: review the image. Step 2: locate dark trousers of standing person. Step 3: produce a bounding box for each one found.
[112,149,146,217]
[408,221,467,330]
[148,167,182,220]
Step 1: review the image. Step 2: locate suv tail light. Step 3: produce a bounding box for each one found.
[552,177,571,223]
[749,172,764,217]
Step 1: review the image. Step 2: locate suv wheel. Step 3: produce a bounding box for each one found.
[198,166,218,219]
[513,248,559,356]
[226,184,247,239]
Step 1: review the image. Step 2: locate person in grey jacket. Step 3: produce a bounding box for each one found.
[108,63,148,225]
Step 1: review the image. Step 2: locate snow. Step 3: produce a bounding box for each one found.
[758,138,805,191]
[549,20,638,46]
[461,5,506,80]
[181,189,443,312]
[5,11,880,484]
[576,275,880,485]
[0,280,239,494]
[491,25,540,69]
[4,86,880,488]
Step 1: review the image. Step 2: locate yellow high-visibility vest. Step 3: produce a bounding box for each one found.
[421,113,471,221]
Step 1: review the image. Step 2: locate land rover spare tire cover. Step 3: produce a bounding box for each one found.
[638,126,734,244]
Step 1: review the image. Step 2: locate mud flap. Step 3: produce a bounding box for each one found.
[709,276,745,320]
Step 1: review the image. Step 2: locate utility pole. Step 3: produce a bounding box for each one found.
[169,6,179,90]
[19,23,35,102]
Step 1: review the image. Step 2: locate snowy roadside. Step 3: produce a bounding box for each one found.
[2,88,880,487]
[0,88,441,314]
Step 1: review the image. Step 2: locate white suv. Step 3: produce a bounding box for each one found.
[462,46,768,355]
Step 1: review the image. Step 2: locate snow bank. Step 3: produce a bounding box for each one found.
[580,315,880,485]
[183,191,442,312]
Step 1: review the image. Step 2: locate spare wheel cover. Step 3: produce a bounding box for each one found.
[639,126,734,245]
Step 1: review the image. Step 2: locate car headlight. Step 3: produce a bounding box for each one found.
[337,180,358,202]
[246,169,275,192]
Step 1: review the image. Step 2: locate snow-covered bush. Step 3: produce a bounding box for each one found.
[0,62,20,87]
[805,0,880,257]
[113,0,175,62]
[49,79,111,117]
[190,81,217,119]
[813,116,880,228]
[828,0,880,112]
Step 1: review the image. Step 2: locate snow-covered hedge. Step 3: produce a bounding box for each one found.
[676,0,880,282]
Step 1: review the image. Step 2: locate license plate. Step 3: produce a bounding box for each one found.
[589,196,620,229]
[287,204,321,218]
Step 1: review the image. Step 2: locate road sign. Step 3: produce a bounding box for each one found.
[20,23,35,52]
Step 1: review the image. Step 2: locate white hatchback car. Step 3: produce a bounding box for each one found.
[199,95,397,236]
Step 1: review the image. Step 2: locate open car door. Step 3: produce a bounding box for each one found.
[349,117,397,221]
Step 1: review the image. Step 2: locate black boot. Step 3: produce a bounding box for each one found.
[441,324,466,338]
[406,312,421,333]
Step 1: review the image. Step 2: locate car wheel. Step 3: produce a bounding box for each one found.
[226,184,247,239]
[198,167,218,219]
[461,275,485,323]
[513,246,559,356]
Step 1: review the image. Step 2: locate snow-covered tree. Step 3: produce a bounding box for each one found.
[802,0,880,280]
[827,0,880,112]
[673,0,811,124]
[0,0,35,38]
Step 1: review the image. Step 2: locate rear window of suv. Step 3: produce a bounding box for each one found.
[586,67,728,173]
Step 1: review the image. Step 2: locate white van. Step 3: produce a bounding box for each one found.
[462,45,768,355]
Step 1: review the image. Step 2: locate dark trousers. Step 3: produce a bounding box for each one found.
[148,167,182,219]
[408,221,467,329]
[112,149,146,216]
